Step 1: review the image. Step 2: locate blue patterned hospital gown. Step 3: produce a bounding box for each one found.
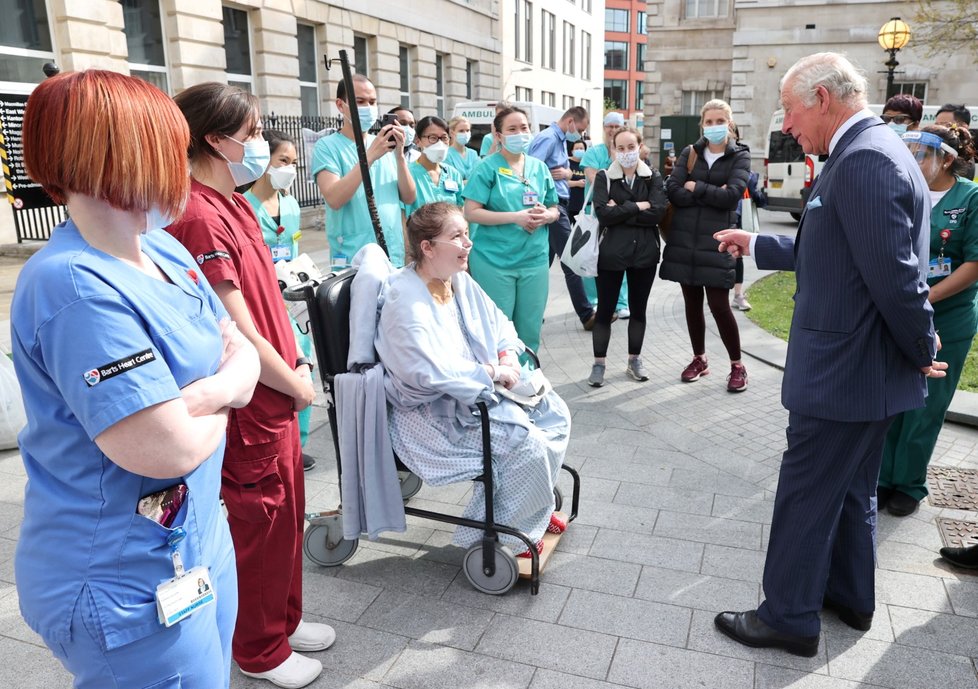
[387,300,569,553]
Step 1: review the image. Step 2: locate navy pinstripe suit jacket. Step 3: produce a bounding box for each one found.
[755,116,937,422]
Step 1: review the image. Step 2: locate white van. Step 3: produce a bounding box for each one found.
[764,104,978,219]
[451,101,564,154]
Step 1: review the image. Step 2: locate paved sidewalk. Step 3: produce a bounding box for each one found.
[1,213,978,688]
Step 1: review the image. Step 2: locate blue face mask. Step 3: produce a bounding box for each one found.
[703,125,728,145]
[220,136,270,186]
[566,129,582,144]
[888,122,909,136]
[503,133,532,154]
[402,125,416,148]
[455,132,471,146]
[356,105,378,132]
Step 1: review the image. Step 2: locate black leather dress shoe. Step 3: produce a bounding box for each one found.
[714,610,818,657]
[939,543,978,569]
[887,490,919,517]
[822,596,873,631]
[877,486,894,510]
[302,453,316,472]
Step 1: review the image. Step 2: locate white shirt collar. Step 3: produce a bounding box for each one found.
[829,108,876,155]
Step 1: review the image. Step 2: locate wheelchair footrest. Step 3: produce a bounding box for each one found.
[517,511,566,580]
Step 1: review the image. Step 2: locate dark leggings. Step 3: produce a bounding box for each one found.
[681,284,741,360]
[735,257,744,284]
[592,266,656,358]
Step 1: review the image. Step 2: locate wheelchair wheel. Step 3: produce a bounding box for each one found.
[303,524,358,567]
[553,486,563,513]
[399,470,422,501]
[462,543,519,595]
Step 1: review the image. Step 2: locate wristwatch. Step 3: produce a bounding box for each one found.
[295,356,314,372]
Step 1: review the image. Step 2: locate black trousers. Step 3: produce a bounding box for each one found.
[592,265,656,358]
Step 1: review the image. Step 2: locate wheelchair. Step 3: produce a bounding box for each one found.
[285,268,580,595]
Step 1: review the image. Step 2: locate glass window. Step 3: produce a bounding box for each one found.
[0,0,54,86]
[604,79,627,111]
[636,42,646,72]
[581,31,591,81]
[466,60,474,100]
[635,80,644,111]
[515,0,532,63]
[399,45,411,109]
[541,90,555,107]
[583,0,591,13]
[297,24,318,117]
[681,89,721,116]
[605,8,628,33]
[515,86,532,102]
[223,6,251,89]
[353,34,369,77]
[435,53,445,118]
[563,95,574,110]
[637,11,647,35]
[685,0,729,19]
[582,97,591,113]
[894,82,927,101]
[767,131,805,164]
[541,10,555,70]
[562,22,575,76]
[122,0,168,93]
[604,41,628,71]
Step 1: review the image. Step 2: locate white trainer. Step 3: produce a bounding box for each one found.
[288,619,337,652]
[240,652,322,689]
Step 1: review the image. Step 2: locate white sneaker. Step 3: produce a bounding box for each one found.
[288,619,336,652]
[240,652,322,689]
[616,308,631,319]
[732,294,752,311]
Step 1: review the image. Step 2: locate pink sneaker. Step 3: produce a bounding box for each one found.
[681,356,710,382]
[727,363,748,392]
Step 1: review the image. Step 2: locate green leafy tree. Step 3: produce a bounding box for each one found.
[603,97,619,113]
[912,0,978,59]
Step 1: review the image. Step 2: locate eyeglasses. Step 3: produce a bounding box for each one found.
[881,114,914,125]
[422,134,450,145]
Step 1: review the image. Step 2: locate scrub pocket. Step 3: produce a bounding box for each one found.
[221,451,285,524]
[143,675,182,689]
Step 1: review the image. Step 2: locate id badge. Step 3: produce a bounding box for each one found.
[156,566,216,627]
[929,256,952,279]
[271,245,293,262]
[522,191,539,206]
[443,179,460,193]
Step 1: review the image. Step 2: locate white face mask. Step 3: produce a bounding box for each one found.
[617,150,640,169]
[144,206,176,235]
[423,141,449,164]
[267,164,297,191]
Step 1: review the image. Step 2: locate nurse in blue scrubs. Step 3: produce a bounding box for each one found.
[402,115,465,220]
[244,130,316,470]
[12,70,260,689]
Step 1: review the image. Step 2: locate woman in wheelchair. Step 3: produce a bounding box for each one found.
[375,202,571,557]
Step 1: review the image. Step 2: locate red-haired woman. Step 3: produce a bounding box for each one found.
[166,83,332,689]
[12,70,259,688]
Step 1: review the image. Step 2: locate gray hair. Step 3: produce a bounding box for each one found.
[780,53,868,109]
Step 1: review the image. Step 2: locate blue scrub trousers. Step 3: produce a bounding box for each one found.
[49,552,238,689]
[469,250,549,352]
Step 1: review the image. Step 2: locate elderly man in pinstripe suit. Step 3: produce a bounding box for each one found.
[713,53,947,657]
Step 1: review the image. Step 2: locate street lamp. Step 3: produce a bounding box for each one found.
[502,66,532,100]
[878,17,911,100]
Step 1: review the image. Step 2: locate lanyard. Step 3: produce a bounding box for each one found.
[167,527,187,578]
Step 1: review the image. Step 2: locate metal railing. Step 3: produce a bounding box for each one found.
[263,113,342,208]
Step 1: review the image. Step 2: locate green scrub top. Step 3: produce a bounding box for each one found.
[479,135,496,158]
[243,190,302,262]
[310,132,406,267]
[928,177,978,342]
[580,143,613,200]
[402,161,465,218]
[445,146,479,180]
[461,152,558,268]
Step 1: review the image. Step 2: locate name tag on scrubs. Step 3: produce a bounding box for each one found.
[156,566,216,627]
[929,257,952,278]
[271,245,293,262]
[523,191,539,206]
[444,179,459,192]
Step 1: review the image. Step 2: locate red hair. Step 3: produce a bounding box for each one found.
[22,70,190,219]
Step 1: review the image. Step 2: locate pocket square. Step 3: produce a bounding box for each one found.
[806,196,822,209]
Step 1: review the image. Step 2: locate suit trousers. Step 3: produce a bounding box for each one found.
[223,419,304,673]
[757,411,893,637]
[547,203,595,321]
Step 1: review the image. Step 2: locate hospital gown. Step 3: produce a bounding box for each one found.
[376,265,570,552]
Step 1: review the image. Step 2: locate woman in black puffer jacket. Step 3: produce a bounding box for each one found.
[661,99,751,392]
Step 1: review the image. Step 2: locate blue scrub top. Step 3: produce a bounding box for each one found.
[580,142,613,201]
[310,132,406,267]
[12,221,234,651]
[445,145,479,180]
[402,160,465,218]
[244,190,302,262]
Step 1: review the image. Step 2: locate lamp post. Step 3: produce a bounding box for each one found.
[878,17,911,100]
[502,66,532,100]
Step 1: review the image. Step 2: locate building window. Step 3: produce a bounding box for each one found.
[398,45,411,109]
[223,6,252,91]
[515,86,532,102]
[121,0,169,93]
[894,82,927,101]
[637,11,647,35]
[582,97,591,113]
[685,0,729,19]
[681,89,722,115]
[515,0,532,63]
[353,34,369,77]
[541,10,555,70]
[581,31,591,81]
[0,0,55,87]
[635,79,645,111]
[636,42,646,72]
[605,8,628,33]
[605,41,628,71]
[435,53,445,117]
[297,23,318,117]
[582,0,591,13]
[604,79,627,111]
[465,60,475,99]
[541,90,555,107]
[563,95,574,110]
[562,22,575,76]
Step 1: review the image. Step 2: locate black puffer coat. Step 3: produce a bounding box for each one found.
[660,138,751,288]
[593,161,667,271]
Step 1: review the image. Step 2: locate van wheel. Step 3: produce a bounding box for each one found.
[790,212,802,222]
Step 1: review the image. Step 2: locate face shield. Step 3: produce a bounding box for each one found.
[901,130,958,164]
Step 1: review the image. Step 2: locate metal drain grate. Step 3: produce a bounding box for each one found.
[927,466,978,510]
[936,517,978,548]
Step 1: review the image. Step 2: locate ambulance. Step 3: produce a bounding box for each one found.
[451,101,564,153]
